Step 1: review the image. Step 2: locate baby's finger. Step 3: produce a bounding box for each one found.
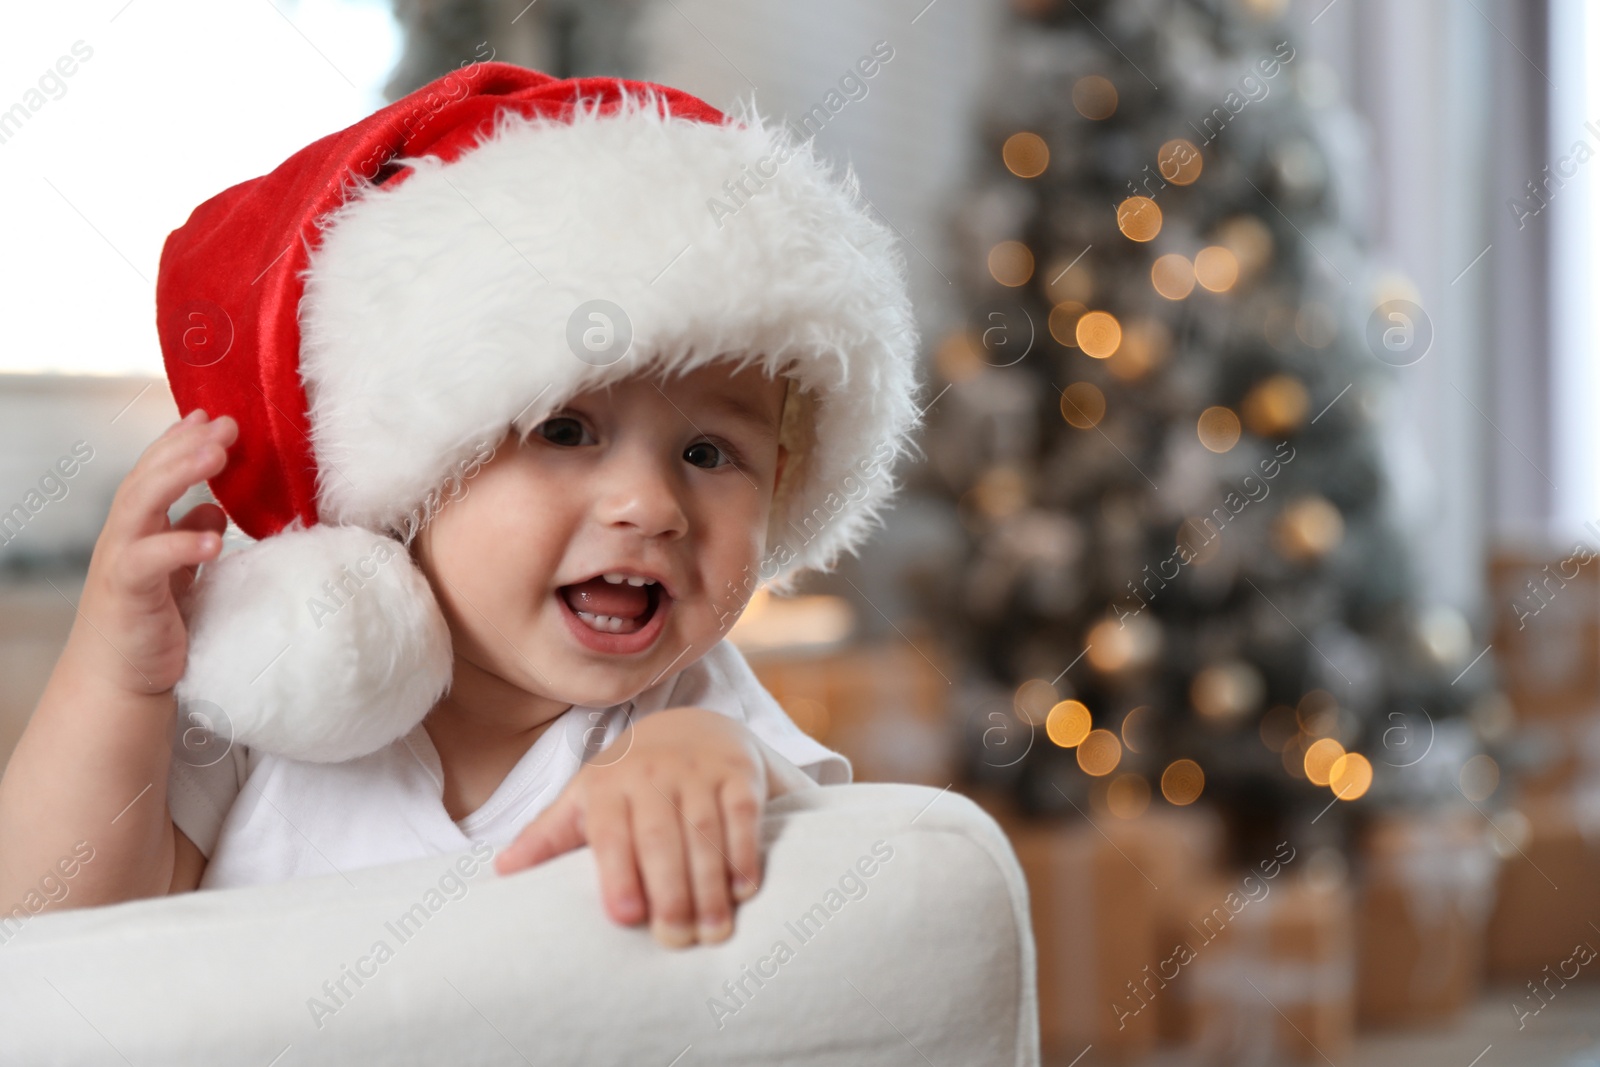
[584,790,646,926]
[112,528,224,602]
[108,418,235,544]
[632,788,695,948]
[719,777,764,902]
[168,503,229,601]
[677,787,734,944]
[495,794,584,874]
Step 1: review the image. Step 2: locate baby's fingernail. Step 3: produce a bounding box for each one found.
[652,918,695,948]
[699,915,733,943]
[733,878,757,901]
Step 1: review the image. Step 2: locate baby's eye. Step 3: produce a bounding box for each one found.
[683,441,729,469]
[535,416,594,447]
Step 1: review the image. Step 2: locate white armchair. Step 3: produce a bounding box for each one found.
[0,782,1039,1065]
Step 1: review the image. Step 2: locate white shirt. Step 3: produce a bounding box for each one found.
[168,640,850,890]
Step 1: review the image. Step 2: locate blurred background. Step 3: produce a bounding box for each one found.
[3,0,1598,1063]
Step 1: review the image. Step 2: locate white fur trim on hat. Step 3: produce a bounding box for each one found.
[296,90,923,588]
[175,522,453,764]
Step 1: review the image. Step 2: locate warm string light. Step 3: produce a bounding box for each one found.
[1197,406,1242,452]
[1047,700,1093,747]
[1002,131,1050,178]
[1158,139,1203,185]
[1059,382,1106,429]
[1086,614,1161,672]
[1075,310,1122,358]
[988,240,1034,287]
[1241,375,1309,436]
[1328,752,1372,800]
[1077,728,1122,776]
[1161,759,1205,804]
[1303,738,1345,786]
[1191,661,1265,726]
[1049,301,1087,347]
[1152,253,1196,300]
[1072,74,1118,119]
[1117,196,1162,242]
[1013,678,1059,725]
[1120,705,1154,753]
[1193,245,1239,291]
[1274,496,1345,561]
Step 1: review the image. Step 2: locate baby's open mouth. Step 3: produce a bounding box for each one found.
[558,574,662,634]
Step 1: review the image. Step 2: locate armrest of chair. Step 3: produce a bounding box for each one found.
[0,782,1039,1066]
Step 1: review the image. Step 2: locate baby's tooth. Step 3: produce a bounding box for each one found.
[603,573,626,584]
[626,576,648,586]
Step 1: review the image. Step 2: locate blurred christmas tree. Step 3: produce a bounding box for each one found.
[914,0,1511,860]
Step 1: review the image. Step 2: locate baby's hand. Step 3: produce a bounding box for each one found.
[493,707,770,949]
[72,409,236,696]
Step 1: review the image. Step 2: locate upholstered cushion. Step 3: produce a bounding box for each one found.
[0,782,1039,1065]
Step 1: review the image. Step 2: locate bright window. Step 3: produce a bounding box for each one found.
[1550,0,1600,537]
[0,1,401,375]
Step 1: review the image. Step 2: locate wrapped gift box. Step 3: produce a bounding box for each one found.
[1172,874,1355,1066]
[1487,788,1600,978]
[1356,807,1498,1026]
[1489,548,1600,721]
[976,790,1225,1063]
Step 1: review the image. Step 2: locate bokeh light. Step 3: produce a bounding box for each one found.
[1241,375,1309,436]
[1086,614,1162,672]
[1117,196,1163,242]
[1329,752,1373,800]
[1060,382,1107,428]
[1077,729,1123,776]
[1275,497,1345,561]
[1194,245,1240,291]
[1152,254,1196,300]
[1003,131,1050,178]
[1304,738,1347,786]
[1076,310,1123,358]
[1013,678,1059,725]
[1049,301,1087,347]
[1047,700,1093,748]
[1072,75,1118,119]
[988,241,1035,287]
[1197,406,1242,452]
[1121,704,1155,754]
[1162,759,1205,804]
[1215,215,1274,276]
[1158,139,1203,185]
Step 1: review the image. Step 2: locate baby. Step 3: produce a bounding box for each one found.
[0,65,920,950]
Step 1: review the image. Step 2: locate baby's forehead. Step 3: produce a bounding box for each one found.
[572,360,789,422]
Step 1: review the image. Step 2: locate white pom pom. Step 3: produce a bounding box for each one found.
[174,523,453,763]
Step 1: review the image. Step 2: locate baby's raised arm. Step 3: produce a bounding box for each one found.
[0,410,236,911]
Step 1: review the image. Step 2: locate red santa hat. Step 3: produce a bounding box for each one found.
[156,63,921,764]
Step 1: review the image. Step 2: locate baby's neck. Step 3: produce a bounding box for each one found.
[420,659,575,821]
[422,697,572,822]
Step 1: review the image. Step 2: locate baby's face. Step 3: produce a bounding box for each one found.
[412,360,788,710]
